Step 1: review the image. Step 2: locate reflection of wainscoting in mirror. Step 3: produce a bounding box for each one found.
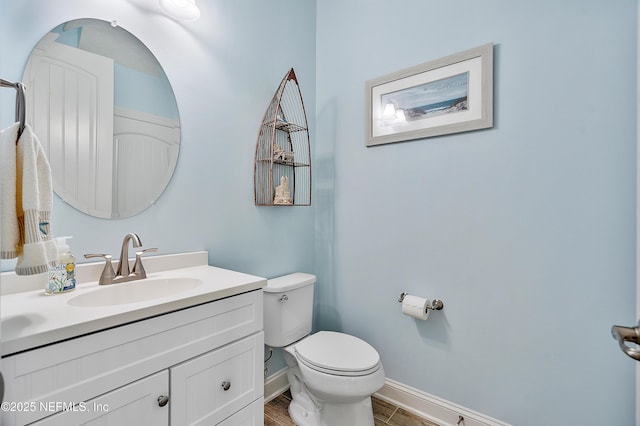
[23,19,180,219]
[114,108,179,218]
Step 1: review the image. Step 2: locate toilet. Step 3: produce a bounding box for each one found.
[264,273,385,426]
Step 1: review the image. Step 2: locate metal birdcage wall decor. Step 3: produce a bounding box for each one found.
[254,68,311,206]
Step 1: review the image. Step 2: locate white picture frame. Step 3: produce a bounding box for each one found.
[365,43,493,146]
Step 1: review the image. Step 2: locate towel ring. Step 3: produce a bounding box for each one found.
[0,78,27,142]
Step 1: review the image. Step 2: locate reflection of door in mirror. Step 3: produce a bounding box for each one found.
[24,32,115,216]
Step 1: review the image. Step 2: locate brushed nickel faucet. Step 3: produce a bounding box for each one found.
[85,233,158,285]
[116,233,141,277]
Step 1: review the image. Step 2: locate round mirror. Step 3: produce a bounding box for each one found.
[23,19,180,219]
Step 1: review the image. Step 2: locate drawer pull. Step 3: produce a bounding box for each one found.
[157,395,169,407]
[221,381,231,391]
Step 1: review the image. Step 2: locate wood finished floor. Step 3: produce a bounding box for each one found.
[264,390,439,426]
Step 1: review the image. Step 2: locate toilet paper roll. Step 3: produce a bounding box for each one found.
[401,295,430,320]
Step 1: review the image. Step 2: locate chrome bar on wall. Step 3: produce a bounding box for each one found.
[0,78,26,141]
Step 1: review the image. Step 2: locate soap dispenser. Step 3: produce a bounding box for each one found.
[46,236,77,295]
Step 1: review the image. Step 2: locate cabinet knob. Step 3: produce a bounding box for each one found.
[157,395,169,407]
[221,381,231,391]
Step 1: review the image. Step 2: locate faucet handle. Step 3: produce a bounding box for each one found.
[84,253,116,285]
[132,248,158,279]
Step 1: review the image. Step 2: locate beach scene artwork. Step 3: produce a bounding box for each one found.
[381,72,469,126]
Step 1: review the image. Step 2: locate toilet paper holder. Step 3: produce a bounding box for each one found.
[398,292,444,311]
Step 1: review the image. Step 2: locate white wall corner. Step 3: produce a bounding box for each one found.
[636,5,640,425]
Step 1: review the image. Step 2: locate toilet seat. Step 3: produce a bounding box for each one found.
[294,331,381,377]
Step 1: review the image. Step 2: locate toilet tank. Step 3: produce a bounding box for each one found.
[263,273,316,347]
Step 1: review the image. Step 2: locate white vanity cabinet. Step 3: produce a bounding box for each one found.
[1,289,264,426]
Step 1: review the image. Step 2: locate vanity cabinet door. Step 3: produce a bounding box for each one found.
[170,332,263,425]
[30,371,169,426]
[217,398,264,426]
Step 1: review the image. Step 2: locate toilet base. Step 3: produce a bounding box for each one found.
[321,398,376,426]
[286,362,376,426]
[286,360,322,425]
[288,396,375,426]
[288,398,322,426]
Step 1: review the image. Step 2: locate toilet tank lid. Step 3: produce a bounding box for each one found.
[264,273,316,293]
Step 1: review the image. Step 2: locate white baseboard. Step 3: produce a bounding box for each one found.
[264,367,290,403]
[264,369,509,426]
[375,379,511,426]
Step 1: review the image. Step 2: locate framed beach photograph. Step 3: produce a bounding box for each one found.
[365,43,493,146]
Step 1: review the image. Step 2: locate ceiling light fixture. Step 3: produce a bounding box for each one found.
[159,0,201,21]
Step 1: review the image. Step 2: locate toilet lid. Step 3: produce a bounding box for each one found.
[294,331,381,376]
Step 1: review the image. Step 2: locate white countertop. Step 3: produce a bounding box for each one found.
[0,252,266,356]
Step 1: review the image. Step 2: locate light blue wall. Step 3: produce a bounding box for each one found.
[315,0,637,424]
[1,0,638,424]
[0,0,316,279]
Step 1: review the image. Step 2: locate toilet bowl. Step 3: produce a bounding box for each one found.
[284,331,386,425]
[264,273,385,426]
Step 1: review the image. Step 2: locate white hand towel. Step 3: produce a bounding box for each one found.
[0,122,19,259]
[1,123,57,275]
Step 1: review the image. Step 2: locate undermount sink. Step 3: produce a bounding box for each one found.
[67,278,204,307]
